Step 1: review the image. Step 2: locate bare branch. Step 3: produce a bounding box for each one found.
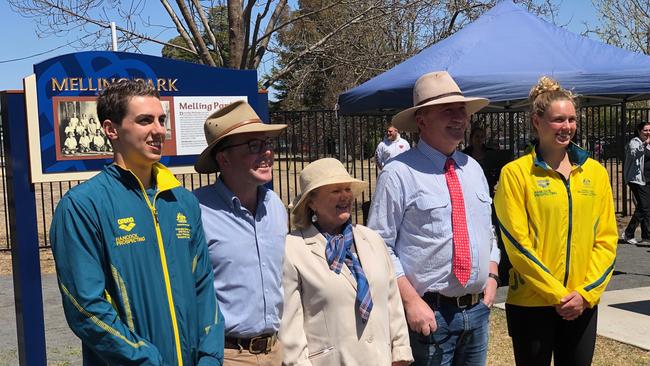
[263,2,380,88]
[190,0,224,65]
[250,0,287,69]
[13,0,199,54]
[175,0,217,66]
[160,0,200,56]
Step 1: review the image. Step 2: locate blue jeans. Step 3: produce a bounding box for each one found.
[409,300,491,366]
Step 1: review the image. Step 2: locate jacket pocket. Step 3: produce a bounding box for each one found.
[308,346,337,365]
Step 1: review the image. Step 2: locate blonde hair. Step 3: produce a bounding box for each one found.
[528,76,577,117]
[290,191,314,230]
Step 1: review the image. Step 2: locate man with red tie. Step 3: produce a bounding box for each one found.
[367,71,500,366]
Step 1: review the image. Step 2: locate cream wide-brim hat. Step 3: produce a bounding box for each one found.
[290,158,368,224]
[194,100,287,173]
[391,71,490,133]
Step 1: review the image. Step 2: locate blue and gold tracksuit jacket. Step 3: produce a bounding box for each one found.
[494,144,617,307]
[50,163,224,365]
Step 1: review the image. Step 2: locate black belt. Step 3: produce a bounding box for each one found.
[224,333,277,354]
[423,292,484,309]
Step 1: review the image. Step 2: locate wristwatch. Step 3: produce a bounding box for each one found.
[488,273,501,286]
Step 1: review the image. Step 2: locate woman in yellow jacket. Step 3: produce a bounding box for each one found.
[494,76,618,366]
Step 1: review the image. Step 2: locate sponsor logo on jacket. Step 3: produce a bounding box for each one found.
[118,217,136,231]
[115,217,146,246]
[534,179,557,197]
[176,212,191,239]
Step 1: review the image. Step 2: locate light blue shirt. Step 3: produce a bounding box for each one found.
[367,140,500,297]
[194,179,287,337]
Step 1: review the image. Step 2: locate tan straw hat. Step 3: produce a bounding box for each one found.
[290,158,368,225]
[391,71,489,132]
[194,100,287,173]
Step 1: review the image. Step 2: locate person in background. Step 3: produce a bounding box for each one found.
[375,125,410,169]
[462,126,493,166]
[50,79,224,365]
[63,132,77,155]
[92,129,106,152]
[622,121,650,244]
[368,71,500,366]
[88,117,99,135]
[78,130,91,153]
[494,76,617,366]
[193,101,288,366]
[280,158,413,366]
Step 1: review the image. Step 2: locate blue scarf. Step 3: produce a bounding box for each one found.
[323,220,373,322]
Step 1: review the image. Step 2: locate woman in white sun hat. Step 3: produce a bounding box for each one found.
[279,158,413,366]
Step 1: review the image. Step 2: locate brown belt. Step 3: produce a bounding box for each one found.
[423,292,484,309]
[224,333,277,354]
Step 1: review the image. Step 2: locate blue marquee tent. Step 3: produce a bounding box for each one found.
[338,0,650,114]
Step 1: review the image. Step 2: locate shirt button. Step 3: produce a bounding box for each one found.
[367,336,373,343]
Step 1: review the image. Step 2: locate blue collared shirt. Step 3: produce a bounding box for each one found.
[367,140,500,297]
[194,179,287,337]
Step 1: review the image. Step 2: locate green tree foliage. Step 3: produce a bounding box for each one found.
[271,0,559,110]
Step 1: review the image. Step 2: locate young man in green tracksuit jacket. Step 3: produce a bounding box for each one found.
[50,80,224,365]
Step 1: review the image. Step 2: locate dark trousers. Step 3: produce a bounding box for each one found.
[505,304,597,366]
[625,183,650,240]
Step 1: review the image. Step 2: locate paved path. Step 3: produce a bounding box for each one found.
[1,241,649,365]
[598,286,650,350]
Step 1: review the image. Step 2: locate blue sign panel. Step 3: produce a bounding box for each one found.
[33,51,260,174]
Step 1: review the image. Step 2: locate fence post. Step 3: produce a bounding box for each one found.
[336,109,346,162]
[621,100,628,216]
[507,108,515,154]
[1,90,47,365]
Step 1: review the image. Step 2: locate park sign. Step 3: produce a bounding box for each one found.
[24,51,263,183]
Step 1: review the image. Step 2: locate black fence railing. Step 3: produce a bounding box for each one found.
[0,105,647,251]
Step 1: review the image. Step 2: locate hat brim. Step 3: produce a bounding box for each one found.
[290,176,368,224]
[194,122,287,174]
[392,96,489,133]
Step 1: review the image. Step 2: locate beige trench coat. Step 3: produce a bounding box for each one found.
[279,224,413,366]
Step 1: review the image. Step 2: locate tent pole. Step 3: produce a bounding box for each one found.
[621,100,628,216]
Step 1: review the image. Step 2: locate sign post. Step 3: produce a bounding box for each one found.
[2,90,47,366]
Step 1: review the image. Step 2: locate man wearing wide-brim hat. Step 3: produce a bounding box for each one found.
[367,71,501,365]
[193,100,288,365]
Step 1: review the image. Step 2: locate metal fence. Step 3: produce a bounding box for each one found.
[0,105,648,251]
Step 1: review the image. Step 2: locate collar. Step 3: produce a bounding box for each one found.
[106,162,181,192]
[532,142,589,170]
[417,139,467,171]
[214,176,269,211]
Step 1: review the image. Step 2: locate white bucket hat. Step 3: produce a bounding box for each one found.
[290,158,367,226]
[391,71,489,132]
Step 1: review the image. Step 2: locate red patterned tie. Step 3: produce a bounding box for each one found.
[444,157,472,286]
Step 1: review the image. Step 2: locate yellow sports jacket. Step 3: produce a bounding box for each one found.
[494,144,617,307]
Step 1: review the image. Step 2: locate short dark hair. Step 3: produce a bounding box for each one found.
[96,79,159,126]
[469,125,485,140]
[636,121,650,134]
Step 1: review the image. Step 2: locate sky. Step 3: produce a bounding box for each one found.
[0,0,600,91]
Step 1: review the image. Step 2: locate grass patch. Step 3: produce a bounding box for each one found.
[488,308,650,365]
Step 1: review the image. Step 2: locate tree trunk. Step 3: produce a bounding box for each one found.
[228,0,245,69]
